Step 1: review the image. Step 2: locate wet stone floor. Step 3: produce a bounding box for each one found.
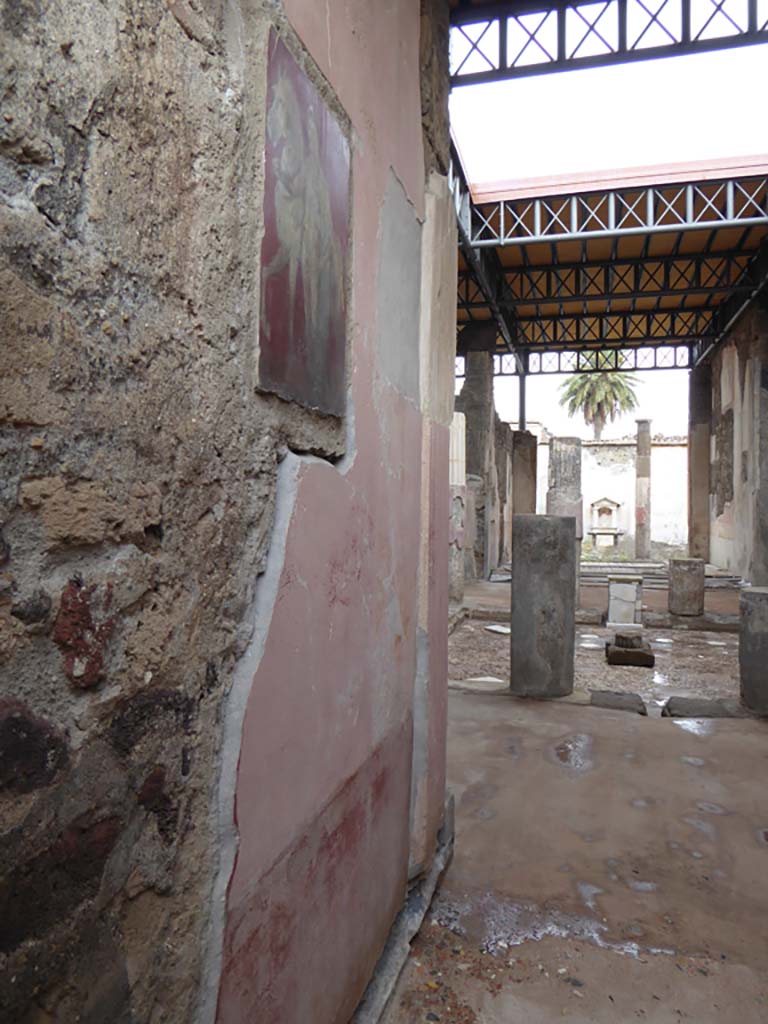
[448,621,739,710]
[384,695,768,1024]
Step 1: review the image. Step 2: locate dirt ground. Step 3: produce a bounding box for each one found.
[383,695,768,1024]
[449,621,740,707]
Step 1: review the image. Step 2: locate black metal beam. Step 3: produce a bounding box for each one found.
[694,237,768,364]
[513,308,715,347]
[455,343,693,376]
[450,146,521,366]
[450,0,768,86]
[458,250,757,309]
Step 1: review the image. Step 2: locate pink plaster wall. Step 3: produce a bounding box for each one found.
[216,2,448,1021]
[426,423,449,847]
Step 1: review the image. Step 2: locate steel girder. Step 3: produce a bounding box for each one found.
[459,250,756,310]
[468,176,768,248]
[449,151,522,366]
[456,344,693,377]
[450,0,768,86]
[692,236,768,363]
[514,307,714,345]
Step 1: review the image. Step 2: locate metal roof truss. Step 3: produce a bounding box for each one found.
[455,344,694,376]
[450,0,768,86]
[468,176,768,248]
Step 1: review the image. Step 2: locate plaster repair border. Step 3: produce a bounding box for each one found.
[196,388,360,1024]
[196,450,301,1024]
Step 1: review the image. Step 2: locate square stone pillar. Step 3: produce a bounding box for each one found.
[740,588,768,714]
[607,575,643,631]
[688,363,711,561]
[511,430,537,514]
[668,557,705,616]
[510,515,575,698]
[546,437,583,601]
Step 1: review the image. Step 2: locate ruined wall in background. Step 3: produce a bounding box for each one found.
[1,2,454,1022]
[710,306,768,583]
[537,438,688,558]
[455,351,499,578]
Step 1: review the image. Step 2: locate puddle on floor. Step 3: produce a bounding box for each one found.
[576,881,604,911]
[682,816,717,840]
[672,719,715,737]
[431,890,675,961]
[696,801,727,815]
[628,880,657,893]
[552,734,594,773]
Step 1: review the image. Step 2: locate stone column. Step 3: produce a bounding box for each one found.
[510,515,575,698]
[546,437,583,601]
[739,587,768,714]
[455,351,499,578]
[688,363,711,561]
[635,419,652,560]
[668,557,705,616]
[511,430,537,514]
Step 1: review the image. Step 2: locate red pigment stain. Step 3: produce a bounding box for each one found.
[52,578,115,688]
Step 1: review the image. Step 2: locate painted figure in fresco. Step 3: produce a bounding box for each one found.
[261,63,344,386]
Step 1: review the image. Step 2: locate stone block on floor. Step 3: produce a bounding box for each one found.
[614,632,645,650]
[661,697,750,719]
[605,641,655,668]
[607,575,643,630]
[590,691,647,715]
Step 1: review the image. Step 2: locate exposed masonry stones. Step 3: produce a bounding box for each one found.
[52,578,116,688]
[0,2,308,1020]
[0,700,69,794]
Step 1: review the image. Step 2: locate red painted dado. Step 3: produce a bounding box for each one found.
[217,722,412,1023]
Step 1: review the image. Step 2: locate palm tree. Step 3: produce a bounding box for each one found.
[558,372,639,440]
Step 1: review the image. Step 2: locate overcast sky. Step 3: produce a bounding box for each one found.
[451,44,768,185]
[493,369,690,438]
[450,41,768,438]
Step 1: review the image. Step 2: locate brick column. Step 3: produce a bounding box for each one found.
[635,419,652,560]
